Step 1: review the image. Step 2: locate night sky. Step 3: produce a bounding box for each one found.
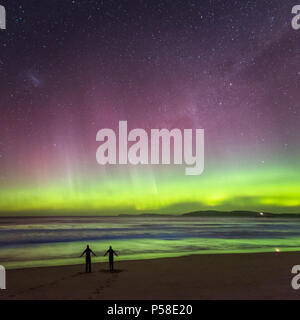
[0,0,299,214]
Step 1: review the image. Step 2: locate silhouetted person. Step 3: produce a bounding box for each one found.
[80,245,96,273]
[104,246,118,272]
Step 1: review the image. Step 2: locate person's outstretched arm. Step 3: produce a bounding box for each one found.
[104,250,108,256]
[80,249,86,257]
[114,251,118,257]
[91,250,97,256]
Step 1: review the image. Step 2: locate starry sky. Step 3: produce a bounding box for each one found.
[0,0,299,215]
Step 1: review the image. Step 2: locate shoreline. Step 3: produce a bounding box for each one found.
[1,251,300,300]
[3,247,300,271]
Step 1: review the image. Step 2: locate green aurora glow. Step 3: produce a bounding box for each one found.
[1,159,299,215]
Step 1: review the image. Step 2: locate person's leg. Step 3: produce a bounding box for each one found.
[85,262,88,273]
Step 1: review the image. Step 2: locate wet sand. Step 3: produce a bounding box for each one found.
[1,252,300,300]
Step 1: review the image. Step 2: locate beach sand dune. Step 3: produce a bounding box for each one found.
[1,252,300,300]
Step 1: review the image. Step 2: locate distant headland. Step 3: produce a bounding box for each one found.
[119,210,300,218]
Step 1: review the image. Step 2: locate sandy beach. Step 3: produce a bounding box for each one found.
[1,251,300,300]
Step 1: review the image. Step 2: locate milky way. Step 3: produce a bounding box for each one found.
[0,0,299,214]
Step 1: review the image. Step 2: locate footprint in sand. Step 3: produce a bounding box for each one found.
[91,270,122,297]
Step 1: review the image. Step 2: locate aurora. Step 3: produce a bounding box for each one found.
[0,1,299,216]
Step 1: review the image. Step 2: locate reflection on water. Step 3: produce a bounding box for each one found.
[1,216,300,269]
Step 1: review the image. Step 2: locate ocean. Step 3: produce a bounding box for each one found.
[1,216,300,269]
